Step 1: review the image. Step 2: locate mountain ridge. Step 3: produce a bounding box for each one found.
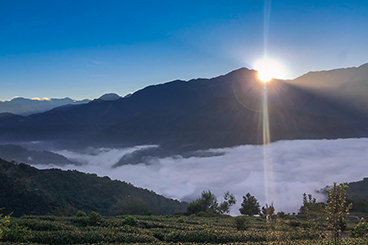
[0,97,90,116]
[0,65,367,151]
[0,144,77,166]
[290,63,368,89]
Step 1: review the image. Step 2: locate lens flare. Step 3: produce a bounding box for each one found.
[254,57,287,83]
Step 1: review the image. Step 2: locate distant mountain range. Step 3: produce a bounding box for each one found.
[0,65,367,153]
[0,158,187,217]
[0,97,90,115]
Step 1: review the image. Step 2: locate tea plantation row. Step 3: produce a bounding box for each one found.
[2,212,368,244]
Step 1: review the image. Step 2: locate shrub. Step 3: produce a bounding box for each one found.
[0,211,32,243]
[277,211,287,219]
[0,213,11,239]
[351,222,368,238]
[123,215,139,226]
[88,211,102,226]
[288,219,301,227]
[234,216,249,230]
[3,223,32,242]
[75,210,87,217]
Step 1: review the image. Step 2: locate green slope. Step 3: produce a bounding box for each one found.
[0,158,187,217]
[345,177,368,213]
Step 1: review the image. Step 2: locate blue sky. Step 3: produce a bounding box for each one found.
[1,0,367,100]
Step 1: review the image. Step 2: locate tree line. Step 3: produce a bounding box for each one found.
[186,190,275,217]
[187,183,352,242]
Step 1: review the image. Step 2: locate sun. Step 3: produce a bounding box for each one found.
[254,57,287,83]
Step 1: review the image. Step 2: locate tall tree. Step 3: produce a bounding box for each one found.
[325,183,352,244]
[239,193,260,216]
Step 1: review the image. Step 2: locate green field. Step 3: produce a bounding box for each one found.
[2,212,368,245]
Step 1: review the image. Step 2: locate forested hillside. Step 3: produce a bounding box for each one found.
[0,158,187,217]
[346,177,368,212]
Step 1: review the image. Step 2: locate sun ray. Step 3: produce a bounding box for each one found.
[260,0,276,207]
[262,82,275,205]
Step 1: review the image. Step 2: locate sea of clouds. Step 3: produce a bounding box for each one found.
[32,138,368,215]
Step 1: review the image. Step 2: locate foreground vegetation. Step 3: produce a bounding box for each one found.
[2,212,368,244]
[4,157,368,244]
[2,180,366,244]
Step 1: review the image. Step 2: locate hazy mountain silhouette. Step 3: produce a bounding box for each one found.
[0,66,367,151]
[0,144,78,166]
[0,97,90,116]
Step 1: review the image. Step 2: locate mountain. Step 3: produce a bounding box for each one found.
[0,112,25,123]
[347,178,368,200]
[0,158,187,217]
[98,93,122,101]
[289,63,368,90]
[0,97,90,116]
[345,177,368,213]
[0,66,367,151]
[286,63,368,113]
[0,144,77,166]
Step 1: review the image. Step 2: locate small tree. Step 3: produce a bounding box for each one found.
[299,193,325,221]
[218,191,236,214]
[239,193,260,216]
[187,199,203,215]
[187,190,218,215]
[325,183,352,244]
[262,203,275,217]
[201,190,218,212]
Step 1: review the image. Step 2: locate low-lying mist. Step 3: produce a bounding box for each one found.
[31,138,368,215]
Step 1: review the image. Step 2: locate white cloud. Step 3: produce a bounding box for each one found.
[32,138,368,215]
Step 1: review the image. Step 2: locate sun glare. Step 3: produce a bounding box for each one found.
[254,57,287,83]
